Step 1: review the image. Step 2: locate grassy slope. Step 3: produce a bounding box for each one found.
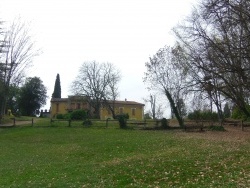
[0,122,249,187]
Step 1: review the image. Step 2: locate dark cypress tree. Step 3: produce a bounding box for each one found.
[52,73,61,98]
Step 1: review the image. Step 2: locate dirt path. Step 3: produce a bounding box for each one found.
[0,120,34,127]
[176,125,250,142]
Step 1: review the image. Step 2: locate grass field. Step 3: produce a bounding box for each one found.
[0,119,249,187]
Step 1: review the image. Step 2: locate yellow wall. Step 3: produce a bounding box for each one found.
[50,97,90,118]
[50,101,68,118]
[51,98,144,120]
[100,104,144,120]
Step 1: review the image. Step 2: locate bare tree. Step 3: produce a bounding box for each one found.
[173,0,250,118]
[143,94,157,119]
[144,46,188,127]
[143,94,165,119]
[0,21,5,120]
[71,61,121,118]
[102,62,121,118]
[0,18,39,117]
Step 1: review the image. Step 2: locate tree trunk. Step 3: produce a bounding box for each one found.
[164,89,184,127]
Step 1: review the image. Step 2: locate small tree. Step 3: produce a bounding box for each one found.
[144,112,152,119]
[144,94,165,119]
[161,118,169,129]
[115,114,129,129]
[52,73,61,98]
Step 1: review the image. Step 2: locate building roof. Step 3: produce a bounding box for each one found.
[106,100,145,106]
[51,97,144,106]
[50,98,68,102]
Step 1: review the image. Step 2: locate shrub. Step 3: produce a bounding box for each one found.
[83,120,92,127]
[56,114,64,119]
[63,113,72,120]
[231,105,250,120]
[115,114,129,129]
[70,110,87,120]
[115,113,129,120]
[188,110,218,121]
[188,110,201,121]
[208,125,225,131]
[161,118,169,129]
[144,113,152,119]
[14,111,21,117]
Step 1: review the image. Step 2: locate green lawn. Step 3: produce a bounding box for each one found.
[0,120,249,187]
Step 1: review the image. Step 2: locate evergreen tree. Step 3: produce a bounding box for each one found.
[52,73,61,98]
[18,77,47,116]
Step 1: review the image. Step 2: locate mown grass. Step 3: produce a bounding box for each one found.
[0,119,249,187]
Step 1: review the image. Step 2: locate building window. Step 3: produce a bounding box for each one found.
[119,107,124,114]
[71,103,75,109]
[56,103,59,112]
[132,108,136,116]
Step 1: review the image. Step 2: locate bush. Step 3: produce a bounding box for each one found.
[161,118,169,129]
[144,113,152,119]
[63,113,72,120]
[188,110,218,121]
[115,113,129,120]
[14,111,22,117]
[56,114,64,119]
[70,110,87,120]
[231,105,250,120]
[83,120,92,127]
[187,110,201,121]
[115,114,129,129]
[208,125,225,131]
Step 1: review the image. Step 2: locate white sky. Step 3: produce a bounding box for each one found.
[0,0,196,116]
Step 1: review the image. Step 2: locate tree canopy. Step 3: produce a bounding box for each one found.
[143,0,250,123]
[144,46,188,127]
[18,77,47,116]
[173,0,250,119]
[0,18,39,117]
[71,61,121,118]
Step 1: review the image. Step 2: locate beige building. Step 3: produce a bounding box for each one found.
[50,96,144,120]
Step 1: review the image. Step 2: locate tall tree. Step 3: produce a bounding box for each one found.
[0,18,39,117]
[144,46,188,127]
[52,73,61,98]
[71,61,121,118]
[17,77,47,116]
[173,0,250,118]
[0,20,7,119]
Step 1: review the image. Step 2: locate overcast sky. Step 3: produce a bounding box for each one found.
[0,0,197,115]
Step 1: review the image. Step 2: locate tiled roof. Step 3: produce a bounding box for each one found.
[50,97,144,106]
[107,100,144,106]
[50,98,68,102]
